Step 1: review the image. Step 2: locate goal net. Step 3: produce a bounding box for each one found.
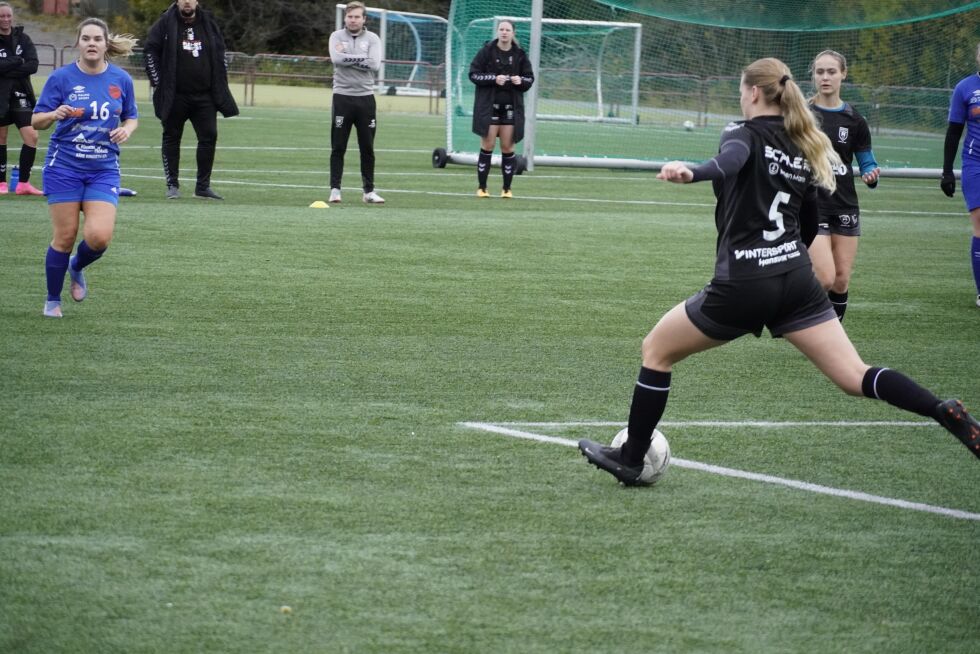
[439,0,980,175]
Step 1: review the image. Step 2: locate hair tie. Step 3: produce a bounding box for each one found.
[779,75,791,86]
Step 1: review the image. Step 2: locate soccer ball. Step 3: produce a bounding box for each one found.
[610,427,671,485]
[683,120,695,132]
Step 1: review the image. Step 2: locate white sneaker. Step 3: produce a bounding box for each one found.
[976,294,980,308]
[43,300,62,318]
[329,188,342,203]
[362,191,385,204]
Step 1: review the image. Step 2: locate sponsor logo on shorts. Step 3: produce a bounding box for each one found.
[335,115,344,128]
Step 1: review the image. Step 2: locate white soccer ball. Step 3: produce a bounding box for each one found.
[683,120,695,132]
[610,427,671,485]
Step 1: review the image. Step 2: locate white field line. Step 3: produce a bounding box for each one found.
[116,173,962,216]
[488,420,935,428]
[459,421,980,522]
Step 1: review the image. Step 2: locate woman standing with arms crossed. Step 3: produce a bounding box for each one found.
[469,19,534,198]
[941,42,980,308]
[32,18,138,318]
[579,58,978,486]
[808,50,880,321]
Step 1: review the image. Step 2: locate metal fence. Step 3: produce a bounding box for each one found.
[33,45,445,114]
[32,44,951,131]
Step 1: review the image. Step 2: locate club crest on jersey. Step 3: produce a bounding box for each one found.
[335,116,344,128]
[837,126,849,143]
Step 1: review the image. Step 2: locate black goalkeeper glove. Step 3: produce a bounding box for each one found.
[941,172,956,198]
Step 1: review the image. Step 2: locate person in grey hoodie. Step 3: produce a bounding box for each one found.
[328,1,384,204]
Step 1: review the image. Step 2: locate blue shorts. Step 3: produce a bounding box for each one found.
[963,165,980,212]
[42,165,120,206]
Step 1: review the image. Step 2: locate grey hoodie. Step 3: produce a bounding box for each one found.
[328,28,381,96]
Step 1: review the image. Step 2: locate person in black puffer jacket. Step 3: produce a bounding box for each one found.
[468,20,534,198]
[144,0,238,200]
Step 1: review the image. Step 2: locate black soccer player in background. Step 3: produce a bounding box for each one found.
[0,1,42,195]
[807,50,880,321]
[469,19,534,198]
[578,58,979,486]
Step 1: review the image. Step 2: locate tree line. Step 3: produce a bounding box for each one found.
[115,0,450,55]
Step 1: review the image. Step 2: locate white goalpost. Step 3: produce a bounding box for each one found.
[436,1,643,173]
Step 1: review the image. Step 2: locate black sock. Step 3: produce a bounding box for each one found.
[862,367,940,418]
[501,152,516,191]
[477,149,492,190]
[828,290,848,321]
[0,144,6,182]
[622,367,672,464]
[18,145,37,183]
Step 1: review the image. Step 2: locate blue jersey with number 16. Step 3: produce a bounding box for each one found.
[34,62,138,172]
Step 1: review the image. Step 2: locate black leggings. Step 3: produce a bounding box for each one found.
[330,93,377,192]
[161,92,218,190]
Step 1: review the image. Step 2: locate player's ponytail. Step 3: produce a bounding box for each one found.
[743,57,841,193]
[75,17,138,60]
[107,33,138,58]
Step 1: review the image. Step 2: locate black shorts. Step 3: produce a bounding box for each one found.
[1,90,35,128]
[490,103,515,126]
[684,266,837,340]
[0,108,32,129]
[816,210,861,237]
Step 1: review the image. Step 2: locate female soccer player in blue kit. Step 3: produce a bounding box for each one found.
[32,18,137,318]
[941,42,980,308]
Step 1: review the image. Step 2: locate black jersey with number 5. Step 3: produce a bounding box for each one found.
[708,116,819,281]
[811,103,871,214]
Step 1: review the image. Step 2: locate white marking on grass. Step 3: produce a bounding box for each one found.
[459,421,980,522]
[489,420,935,428]
[115,172,963,216]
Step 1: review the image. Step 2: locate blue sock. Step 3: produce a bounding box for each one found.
[45,246,69,301]
[73,240,106,271]
[972,236,980,295]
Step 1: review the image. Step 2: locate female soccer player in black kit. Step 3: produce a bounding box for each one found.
[579,58,979,485]
[808,50,880,321]
[469,20,534,198]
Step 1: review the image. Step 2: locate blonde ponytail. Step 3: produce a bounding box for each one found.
[107,33,138,58]
[743,58,842,193]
